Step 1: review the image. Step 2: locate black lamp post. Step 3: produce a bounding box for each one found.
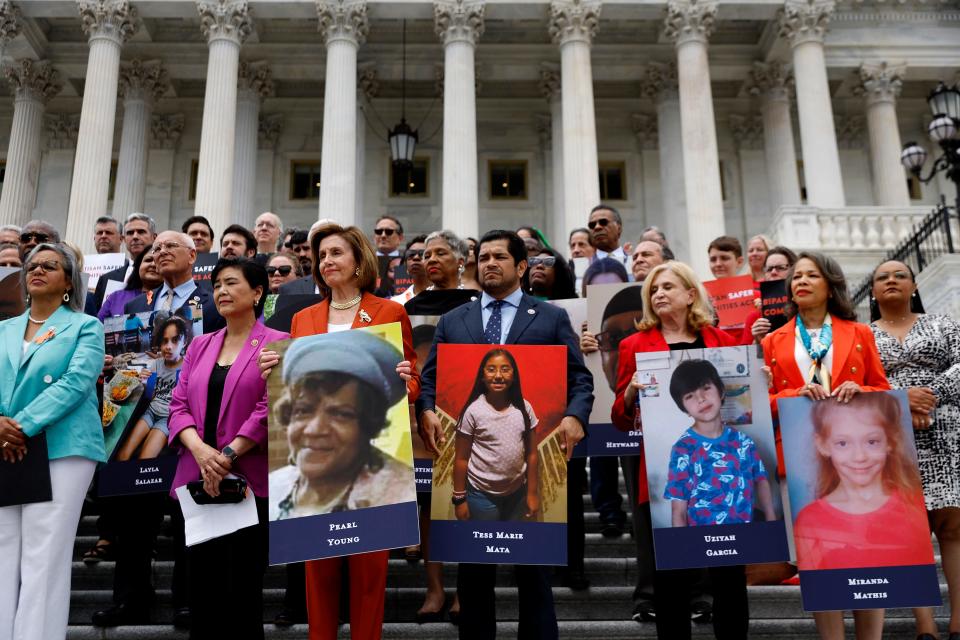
[901,82,960,194]
[388,19,418,169]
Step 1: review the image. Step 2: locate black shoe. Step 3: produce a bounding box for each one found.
[274,606,304,627]
[172,607,191,630]
[91,603,149,627]
[632,600,655,623]
[600,523,624,538]
[690,600,712,623]
[562,570,590,591]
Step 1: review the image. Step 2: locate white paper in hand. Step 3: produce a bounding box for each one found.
[175,482,259,546]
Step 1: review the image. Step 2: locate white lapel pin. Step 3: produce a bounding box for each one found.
[359,309,372,323]
[251,338,259,347]
[527,308,536,315]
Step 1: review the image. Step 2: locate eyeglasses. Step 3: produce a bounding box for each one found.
[595,326,638,353]
[20,232,50,244]
[764,264,790,275]
[25,260,61,274]
[528,256,556,268]
[405,249,425,260]
[151,241,187,254]
[267,265,294,277]
[374,228,397,237]
[587,219,613,230]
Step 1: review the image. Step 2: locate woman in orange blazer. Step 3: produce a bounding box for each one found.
[761,251,889,640]
[260,224,420,640]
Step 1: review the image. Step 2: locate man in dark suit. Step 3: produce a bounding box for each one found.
[86,213,157,316]
[278,274,317,295]
[417,229,593,640]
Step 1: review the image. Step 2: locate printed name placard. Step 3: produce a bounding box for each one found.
[429,344,568,565]
[640,345,789,570]
[778,390,940,611]
[266,323,419,564]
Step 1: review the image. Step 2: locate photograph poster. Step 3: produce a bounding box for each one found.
[581,281,644,457]
[99,307,204,496]
[0,266,25,321]
[429,344,568,565]
[409,315,442,493]
[267,322,419,564]
[639,345,789,570]
[778,390,940,611]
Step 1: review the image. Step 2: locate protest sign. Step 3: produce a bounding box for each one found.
[83,252,126,291]
[759,279,789,332]
[429,344,568,565]
[704,275,757,332]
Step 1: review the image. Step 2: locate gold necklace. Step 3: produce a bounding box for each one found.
[330,294,362,310]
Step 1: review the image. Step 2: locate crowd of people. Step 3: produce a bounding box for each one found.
[0,202,958,640]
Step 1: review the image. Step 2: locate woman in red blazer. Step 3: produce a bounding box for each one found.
[761,251,890,640]
[168,257,289,640]
[610,262,741,640]
[260,224,420,640]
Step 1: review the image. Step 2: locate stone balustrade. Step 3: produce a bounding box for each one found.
[769,204,933,251]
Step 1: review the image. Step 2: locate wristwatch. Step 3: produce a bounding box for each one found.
[222,446,239,464]
[451,494,467,506]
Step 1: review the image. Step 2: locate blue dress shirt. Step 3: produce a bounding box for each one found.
[480,287,524,344]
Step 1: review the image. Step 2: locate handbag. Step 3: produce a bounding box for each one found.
[185,476,247,505]
[0,432,52,507]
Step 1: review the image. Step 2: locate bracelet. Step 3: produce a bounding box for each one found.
[452,490,466,499]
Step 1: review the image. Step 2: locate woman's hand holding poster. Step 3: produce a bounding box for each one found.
[778,390,941,612]
[265,322,419,565]
[639,345,789,570]
[429,344,568,565]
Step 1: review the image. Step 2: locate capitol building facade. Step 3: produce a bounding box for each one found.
[0,0,957,283]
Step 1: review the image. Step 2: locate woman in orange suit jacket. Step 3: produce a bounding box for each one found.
[260,224,420,640]
[761,251,889,640]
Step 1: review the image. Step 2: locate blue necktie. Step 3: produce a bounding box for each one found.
[484,300,503,344]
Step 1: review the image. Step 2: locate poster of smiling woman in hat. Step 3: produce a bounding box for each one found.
[266,322,419,564]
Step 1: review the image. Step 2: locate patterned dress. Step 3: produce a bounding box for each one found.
[871,313,960,510]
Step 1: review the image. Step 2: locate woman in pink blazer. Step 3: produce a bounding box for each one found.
[168,257,288,640]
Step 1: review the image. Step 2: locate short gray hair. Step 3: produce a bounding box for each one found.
[425,229,468,261]
[95,215,122,233]
[22,220,61,242]
[126,212,156,234]
[0,224,21,235]
[22,243,84,312]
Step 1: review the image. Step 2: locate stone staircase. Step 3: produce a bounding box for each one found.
[65,478,951,639]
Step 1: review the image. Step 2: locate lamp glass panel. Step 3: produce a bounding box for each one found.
[929,115,958,143]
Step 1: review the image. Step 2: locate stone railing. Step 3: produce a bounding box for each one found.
[768,205,934,251]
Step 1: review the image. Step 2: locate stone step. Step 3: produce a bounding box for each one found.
[67,585,951,625]
[64,616,955,640]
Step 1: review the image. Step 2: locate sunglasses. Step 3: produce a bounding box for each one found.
[528,256,556,268]
[21,232,50,244]
[374,228,397,237]
[267,265,294,277]
[26,260,61,274]
[405,249,425,260]
[588,218,614,230]
[595,326,638,353]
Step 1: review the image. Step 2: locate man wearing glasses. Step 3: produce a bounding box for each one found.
[373,215,404,257]
[18,220,60,260]
[588,205,631,275]
[254,211,283,254]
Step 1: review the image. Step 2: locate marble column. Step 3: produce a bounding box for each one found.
[749,61,802,209]
[356,65,377,226]
[643,61,688,261]
[539,64,565,245]
[549,0,601,239]
[66,0,138,252]
[779,0,845,207]
[664,0,724,278]
[113,60,168,220]
[435,0,484,238]
[232,61,273,229]
[0,60,62,227]
[855,61,909,207]
[0,1,21,66]
[316,1,367,226]
[195,0,252,236]
[146,113,185,233]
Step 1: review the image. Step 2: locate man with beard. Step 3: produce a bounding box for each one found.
[219,224,257,259]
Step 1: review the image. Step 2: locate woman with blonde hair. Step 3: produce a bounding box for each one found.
[610,261,743,639]
[746,234,772,284]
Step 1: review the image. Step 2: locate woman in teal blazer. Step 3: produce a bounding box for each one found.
[0,243,106,640]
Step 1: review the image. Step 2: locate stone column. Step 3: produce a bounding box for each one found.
[195,0,252,235]
[315,1,367,226]
[36,114,80,233]
[664,0,723,278]
[632,113,659,230]
[549,0,601,239]
[0,60,62,227]
[66,0,138,252]
[146,113,184,233]
[356,64,377,226]
[113,60,168,220]
[0,1,22,65]
[643,61,688,261]
[435,0,484,238]
[779,0,845,207]
[232,61,273,229]
[749,61,802,209]
[539,64,565,245]
[855,61,909,207]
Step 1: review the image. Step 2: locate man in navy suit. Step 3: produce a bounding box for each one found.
[417,229,593,640]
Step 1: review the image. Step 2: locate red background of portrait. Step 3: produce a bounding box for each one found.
[436,344,567,444]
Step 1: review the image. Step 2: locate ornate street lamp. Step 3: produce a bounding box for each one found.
[388,19,418,169]
[901,82,960,190]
